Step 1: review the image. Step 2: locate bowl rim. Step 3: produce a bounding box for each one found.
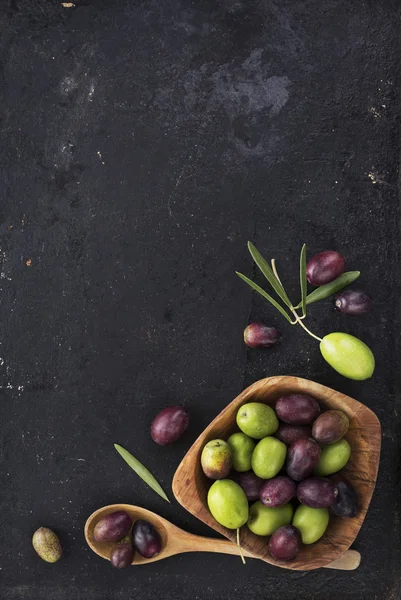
[172,376,381,571]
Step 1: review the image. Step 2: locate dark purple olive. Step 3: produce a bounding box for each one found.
[331,479,358,517]
[243,323,281,348]
[312,410,349,444]
[297,476,337,508]
[269,525,302,561]
[306,250,345,286]
[132,520,162,558]
[230,471,263,501]
[110,541,135,568]
[275,423,312,445]
[93,511,132,543]
[335,289,372,315]
[260,476,296,507]
[286,438,321,481]
[275,394,320,425]
[151,406,189,445]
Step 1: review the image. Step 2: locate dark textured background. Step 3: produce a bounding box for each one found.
[0,1,400,598]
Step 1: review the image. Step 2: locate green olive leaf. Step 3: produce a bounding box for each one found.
[114,444,170,503]
[299,244,307,317]
[247,242,293,309]
[236,271,295,324]
[295,271,361,308]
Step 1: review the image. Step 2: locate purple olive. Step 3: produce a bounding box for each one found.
[275,423,312,445]
[269,525,302,561]
[151,406,189,445]
[93,511,132,543]
[335,289,372,315]
[243,323,281,348]
[275,394,320,425]
[286,438,321,481]
[297,476,337,508]
[110,541,135,568]
[331,479,358,517]
[260,476,296,507]
[306,250,345,286]
[133,520,162,558]
[230,471,263,501]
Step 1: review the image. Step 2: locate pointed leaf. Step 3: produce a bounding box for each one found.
[236,272,294,323]
[114,444,170,502]
[295,271,361,308]
[247,242,293,309]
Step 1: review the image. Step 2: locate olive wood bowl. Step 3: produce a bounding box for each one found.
[172,376,381,571]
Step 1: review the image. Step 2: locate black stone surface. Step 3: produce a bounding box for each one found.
[0,1,400,598]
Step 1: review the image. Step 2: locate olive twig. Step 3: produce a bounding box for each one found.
[271,259,322,342]
[236,528,246,565]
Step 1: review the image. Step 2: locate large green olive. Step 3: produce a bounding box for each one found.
[315,439,351,476]
[227,432,255,472]
[207,479,249,529]
[320,332,375,380]
[292,505,329,544]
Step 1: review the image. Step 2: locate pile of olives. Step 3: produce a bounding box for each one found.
[201,394,358,562]
[93,511,162,568]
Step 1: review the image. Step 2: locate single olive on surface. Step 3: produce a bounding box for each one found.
[315,439,351,476]
[247,501,293,536]
[93,511,133,543]
[292,505,329,544]
[335,289,372,315]
[260,476,296,508]
[207,480,249,529]
[306,250,345,286]
[32,527,62,563]
[297,477,337,508]
[150,406,189,445]
[243,323,281,348]
[230,471,264,502]
[227,432,255,472]
[312,410,349,444]
[110,541,135,568]
[132,520,162,558]
[331,479,358,517]
[286,438,321,481]
[236,402,279,439]
[251,436,287,479]
[275,394,320,425]
[269,525,302,561]
[201,439,232,480]
[275,423,312,445]
[320,332,375,380]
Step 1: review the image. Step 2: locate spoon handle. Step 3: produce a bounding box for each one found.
[177,534,360,570]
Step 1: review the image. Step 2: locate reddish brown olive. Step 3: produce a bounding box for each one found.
[243,323,281,348]
[151,406,189,445]
[306,251,345,286]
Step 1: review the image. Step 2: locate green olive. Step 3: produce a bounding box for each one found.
[292,505,329,544]
[320,332,375,380]
[315,439,351,476]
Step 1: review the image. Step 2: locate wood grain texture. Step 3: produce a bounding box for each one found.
[84,504,360,570]
[172,376,381,571]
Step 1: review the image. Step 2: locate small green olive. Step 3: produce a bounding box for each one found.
[320,332,375,380]
[32,527,62,563]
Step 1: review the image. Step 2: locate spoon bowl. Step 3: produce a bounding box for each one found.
[84,503,360,570]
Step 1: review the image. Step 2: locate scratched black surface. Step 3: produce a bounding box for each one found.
[0,1,400,598]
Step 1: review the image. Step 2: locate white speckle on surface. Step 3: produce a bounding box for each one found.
[97,151,105,165]
[88,81,95,101]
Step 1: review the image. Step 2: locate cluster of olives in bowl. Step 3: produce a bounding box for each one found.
[201,394,358,562]
[93,510,162,568]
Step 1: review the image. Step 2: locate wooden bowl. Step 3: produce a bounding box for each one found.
[172,376,381,571]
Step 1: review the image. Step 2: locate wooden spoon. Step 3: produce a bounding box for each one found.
[84,504,361,571]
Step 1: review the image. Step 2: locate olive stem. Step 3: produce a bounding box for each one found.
[271,259,322,342]
[237,528,246,565]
